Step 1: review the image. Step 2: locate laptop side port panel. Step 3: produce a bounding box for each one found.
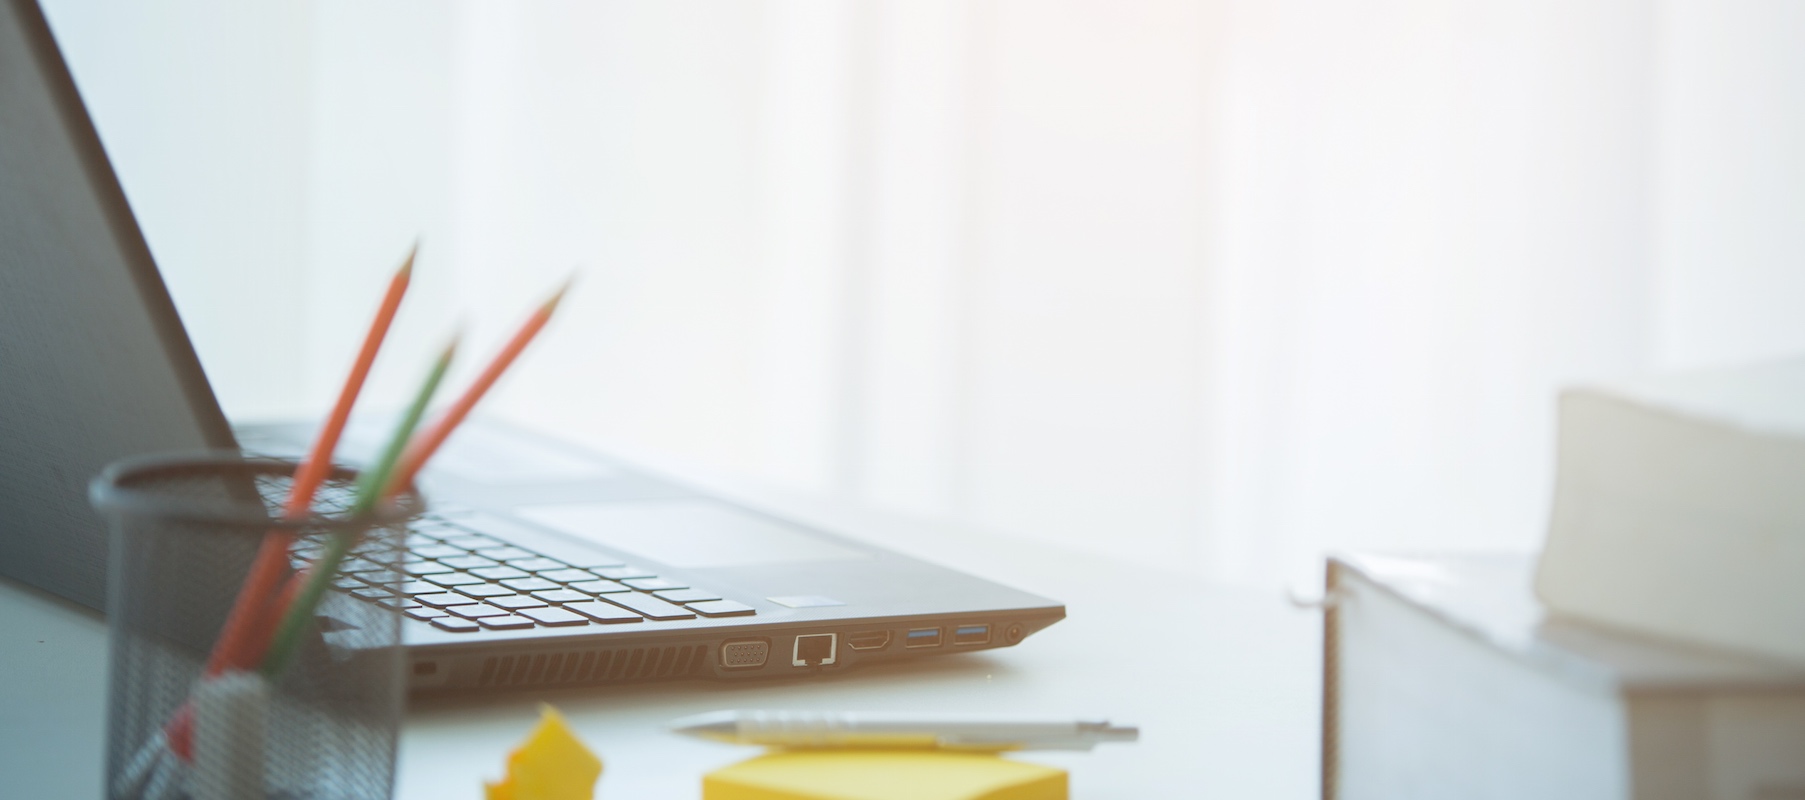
[952,624,991,645]
[721,639,770,670]
[845,630,891,651]
[904,627,943,648]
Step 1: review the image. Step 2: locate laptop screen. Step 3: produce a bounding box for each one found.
[0,0,235,609]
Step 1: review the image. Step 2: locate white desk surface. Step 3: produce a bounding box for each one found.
[0,481,1322,798]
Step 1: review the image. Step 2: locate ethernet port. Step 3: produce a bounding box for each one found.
[792,633,837,667]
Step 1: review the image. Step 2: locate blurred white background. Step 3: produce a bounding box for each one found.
[40,0,1805,586]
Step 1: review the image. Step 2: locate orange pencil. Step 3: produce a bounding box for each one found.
[388,279,571,494]
[206,246,415,677]
[166,246,414,762]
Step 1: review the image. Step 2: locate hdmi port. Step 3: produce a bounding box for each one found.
[846,631,891,651]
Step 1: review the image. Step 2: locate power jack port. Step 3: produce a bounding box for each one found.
[1005,624,1025,644]
[793,633,837,667]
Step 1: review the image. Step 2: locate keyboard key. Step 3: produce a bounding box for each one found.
[425,572,485,587]
[538,568,599,584]
[603,592,696,620]
[508,557,566,573]
[405,532,444,547]
[457,583,517,598]
[519,606,589,627]
[415,593,479,608]
[332,576,366,590]
[594,565,657,580]
[568,580,631,594]
[399,580,442,595]
[500,577,560,592]
[350,587,395,601]
[440,555,499,570]
[404,607,448,621]
[350,537,392,554]
[564,601,643,624]
[530,589,593,604]
[486,594,547,610]
[623,577,685,592]
[411,544,466,559]
[654,588,722,603]
[687,599,756,617]
[403,561,454,576]
[373,595,411,610]
[450,603,512,619]
[440,533,505,550]
[477,615,536,630]
[339,558,385,574]
[475,546,537,561]
[470,565,529,580]
[431,617,481,632]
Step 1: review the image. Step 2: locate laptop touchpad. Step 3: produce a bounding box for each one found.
[513,500,870,569]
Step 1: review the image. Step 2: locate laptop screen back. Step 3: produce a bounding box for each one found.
[0,0,234,609]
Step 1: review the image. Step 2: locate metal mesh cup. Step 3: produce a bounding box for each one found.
[91,452,424,800]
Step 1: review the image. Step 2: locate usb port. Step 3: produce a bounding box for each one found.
[904,627,942,648]
[953,624,990,646]
[846,631,891,651]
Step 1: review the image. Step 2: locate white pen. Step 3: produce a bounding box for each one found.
[670,710,1139,752]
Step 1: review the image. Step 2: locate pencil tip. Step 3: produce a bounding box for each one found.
[541,274,577,315]
[397,242,418,279]
[440,328,463,359]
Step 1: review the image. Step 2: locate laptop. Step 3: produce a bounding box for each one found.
[0,0,1063,693]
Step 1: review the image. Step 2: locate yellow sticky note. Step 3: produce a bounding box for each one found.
[485,705,603,800]
[703,750,1067,800]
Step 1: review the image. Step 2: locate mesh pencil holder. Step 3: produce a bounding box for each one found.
[91,452,424,800]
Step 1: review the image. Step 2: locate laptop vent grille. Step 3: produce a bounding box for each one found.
[475,644,708,688]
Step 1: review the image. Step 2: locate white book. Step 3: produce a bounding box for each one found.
[1535,358,1805,663]
[1325,553,1805,800]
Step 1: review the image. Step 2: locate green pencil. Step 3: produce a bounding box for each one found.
[258,334,459,679]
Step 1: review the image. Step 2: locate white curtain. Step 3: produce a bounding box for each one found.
[48,0,1805,586]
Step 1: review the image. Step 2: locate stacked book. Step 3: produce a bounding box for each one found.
[1323,359,1805,800]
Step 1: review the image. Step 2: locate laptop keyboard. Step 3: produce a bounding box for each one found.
[296,513,757,632]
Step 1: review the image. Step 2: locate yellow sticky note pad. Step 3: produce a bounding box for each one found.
[485,705,603,800]
[703,750,1067,800]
